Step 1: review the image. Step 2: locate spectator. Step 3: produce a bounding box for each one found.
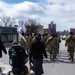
[8,40,28,67]
[0,40,7,58]
[29,34,47,75]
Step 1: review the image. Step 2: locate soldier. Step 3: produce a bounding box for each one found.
[41,33,49,46]
[26,33,32,54]
[65,32,75,62]
[46,34,58,61]
[19,32,28,53]
[32,33,37,43]
[55,34,61,54]
[41,34,45,43]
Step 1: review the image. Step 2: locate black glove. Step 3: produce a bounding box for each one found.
[29,59,33,63]
[5,51,7,54]
[29,59,34,70]
[45,55,47,59]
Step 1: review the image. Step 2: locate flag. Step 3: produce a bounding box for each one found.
[17,24,26,33]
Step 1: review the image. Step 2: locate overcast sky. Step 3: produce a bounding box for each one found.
[0,0,75,31]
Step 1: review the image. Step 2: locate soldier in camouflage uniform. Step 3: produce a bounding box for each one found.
[65,32,75,62]
[41,33,49,46]
[19,32,27,53]
[26,33,32,55]
[55,34,61,54]
[31,33,37,43]
[46,34,58,61]
[41,34,45,43]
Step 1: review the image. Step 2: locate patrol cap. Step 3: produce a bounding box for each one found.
[45,33,48,36]
[34,33,37,36]
[22,32,25,36]
[26,33,29,36]
[54,33,58,37]
[42,34,45,36]
[36,33,41,40]
[51,33,55,37]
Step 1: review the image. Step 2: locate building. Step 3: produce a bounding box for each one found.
[44,21,56,35]
[48,21,56,34]
[70,28,75,35]
[0,26,18,42]
[44,28,55,35]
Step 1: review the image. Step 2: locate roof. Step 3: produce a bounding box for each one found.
[0,26,18,34]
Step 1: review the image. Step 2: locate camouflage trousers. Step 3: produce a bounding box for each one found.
[68,47,74,62]
[48,47,56,61]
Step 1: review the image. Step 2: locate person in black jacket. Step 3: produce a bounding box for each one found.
[0,40,7,58]
[8,40,28,75]
[8,40,28,67]
[29,34,47,75]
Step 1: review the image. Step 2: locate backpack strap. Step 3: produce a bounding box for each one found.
[19,34,27,43]
[49,36,54,43]
[67,36,75,43]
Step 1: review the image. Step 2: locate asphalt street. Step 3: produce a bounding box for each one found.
[43,40,75,75]
[0,40,75,75]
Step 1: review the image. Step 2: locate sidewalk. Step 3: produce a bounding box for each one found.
[0,62,11,75]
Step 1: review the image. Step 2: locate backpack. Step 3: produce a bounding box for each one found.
[48,36,54,43]
[67,36,75,43]
[66,35,75,47]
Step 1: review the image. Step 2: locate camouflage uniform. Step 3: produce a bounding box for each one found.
[56,35,61,54]
[41,34,50,49]
[65,32,75,62]
[57,38,61,54]
[46,34,58,61]
[31,33,37,43]
[32,37,36,43]
[26,34,32,54]
[19,34,27,53]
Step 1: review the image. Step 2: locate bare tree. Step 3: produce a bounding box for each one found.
[25,19,41,34]
[0,14,16,27]
[0,21,2,26]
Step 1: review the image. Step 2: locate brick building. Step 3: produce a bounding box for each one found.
[44,21,56,35]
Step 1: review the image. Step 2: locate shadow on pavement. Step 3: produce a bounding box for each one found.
[43,58,75,64]
[43,51,75,64]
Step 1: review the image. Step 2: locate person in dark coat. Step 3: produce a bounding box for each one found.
[29,34,47,75]
[8,40,28,68]
[0,40,7,58]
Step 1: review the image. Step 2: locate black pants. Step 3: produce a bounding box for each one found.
[36,74,41,75]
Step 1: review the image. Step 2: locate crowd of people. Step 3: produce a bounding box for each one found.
[0,30,75,75]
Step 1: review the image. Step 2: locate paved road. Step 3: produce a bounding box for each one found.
[0,40,75,75]
[43,40,75,75]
